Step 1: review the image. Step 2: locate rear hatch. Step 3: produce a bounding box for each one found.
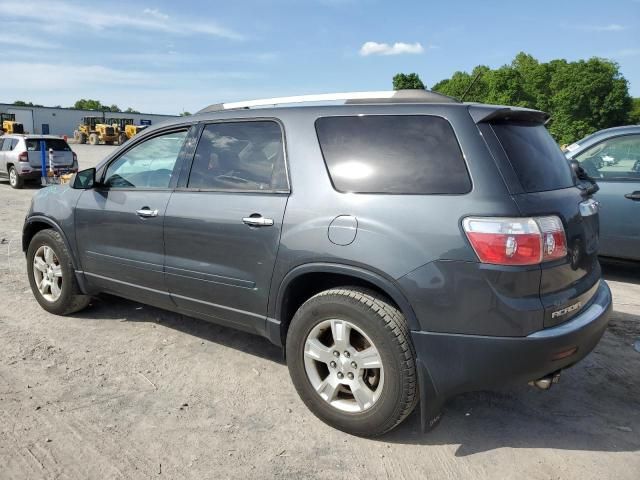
[26,138,74,168]
[477,109,601,328]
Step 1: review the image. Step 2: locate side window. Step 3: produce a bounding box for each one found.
[10,139,18,150]
[0,139,11,151]
[315,115,471,194]
[187,121,287,191]
[104,130,188,188]
[575,135,640,181]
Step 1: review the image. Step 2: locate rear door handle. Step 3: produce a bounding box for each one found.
[624,191,640,201]
[136,207,159,218]
[242,215,274,227]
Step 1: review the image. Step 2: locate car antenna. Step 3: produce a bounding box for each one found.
[460,71,483,102]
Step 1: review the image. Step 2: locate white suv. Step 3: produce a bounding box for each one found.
[0,135,78,188]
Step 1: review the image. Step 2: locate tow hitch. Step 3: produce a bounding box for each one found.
[529,371,561,390]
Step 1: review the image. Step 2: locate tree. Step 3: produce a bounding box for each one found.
[431,52,633,144]
[124,107,140,114]
[392,73,425,90]
[73,99,105,111]
[629,98,640,124]
[179,111,192,116]
[13,100,43,107]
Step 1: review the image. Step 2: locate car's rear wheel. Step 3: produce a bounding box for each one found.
[286,287,418,437]
[27,229,91,315]
[8,166,23,189]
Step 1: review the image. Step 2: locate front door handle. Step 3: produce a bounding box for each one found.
[136,207,159,218]
[624,191,640,201]
[242,215,274,227]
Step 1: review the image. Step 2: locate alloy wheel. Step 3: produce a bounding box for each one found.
[303,318,384,413]
[32,245,63,302]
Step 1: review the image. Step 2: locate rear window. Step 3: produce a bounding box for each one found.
[315,115,471,194]
[491,122,573,193]
[26,139,71,152]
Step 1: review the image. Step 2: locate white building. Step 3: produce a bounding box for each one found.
[0,104,177,136]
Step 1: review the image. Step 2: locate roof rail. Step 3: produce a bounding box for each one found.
[197,89,459,113]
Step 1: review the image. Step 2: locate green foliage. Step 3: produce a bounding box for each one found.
[392,73,425,90]
[432,52,633,144]
[179,111,192,116]
[630,98,640,124]
[13,100,43,107]
[73,99,135,113]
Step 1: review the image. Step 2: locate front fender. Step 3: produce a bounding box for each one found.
[22,215,80,269]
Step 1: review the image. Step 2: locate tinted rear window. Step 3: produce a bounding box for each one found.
[491,122,573,192]
[26,139,71,151]
[315,115,471,194]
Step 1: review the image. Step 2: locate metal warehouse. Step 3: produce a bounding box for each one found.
[0,104,177,136]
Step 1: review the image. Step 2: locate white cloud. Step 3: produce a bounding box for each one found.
[0,34,59,49]
[0,63,260,90]
[359,41,425,56]
[577,24,627,32]
[0,1,243,40]
[143,8,169,21]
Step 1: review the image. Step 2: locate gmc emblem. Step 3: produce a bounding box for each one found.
[551,301,582,319]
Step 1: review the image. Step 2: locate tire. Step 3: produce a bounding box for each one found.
[73,130,80,142]
[79,133,87,144]
[26,229,91,315]
[8,165,23,189]
[286,287,418,437]
[88,133,99,145]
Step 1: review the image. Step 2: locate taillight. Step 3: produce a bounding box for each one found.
[462,216,567,266]
[73,152,78,162]
[18,151,28,162]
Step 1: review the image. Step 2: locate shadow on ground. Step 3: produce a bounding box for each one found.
[601,257,640,285]
[76,294,283,364]
[73,290,640,457]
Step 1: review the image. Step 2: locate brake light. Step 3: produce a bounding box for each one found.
[73,152,78,162]
[18,151,28,162]
[462,216,567,265]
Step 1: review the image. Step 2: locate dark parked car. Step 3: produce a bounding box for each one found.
[23,91,611,436]
[565,125,640,261]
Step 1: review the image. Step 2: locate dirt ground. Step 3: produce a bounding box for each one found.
[0,145,638,479]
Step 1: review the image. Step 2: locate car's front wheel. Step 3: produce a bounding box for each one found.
[286,287,418,436]
[27,229,91,315]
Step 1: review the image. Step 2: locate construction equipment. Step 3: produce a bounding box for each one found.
[0,113,25,134]
[73,116,118,145]
[109,118,147,145]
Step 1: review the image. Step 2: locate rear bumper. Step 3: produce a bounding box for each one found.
[19,168,76,179]
[412,280,612,399]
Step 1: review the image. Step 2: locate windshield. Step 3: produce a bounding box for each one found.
[26,139,72,152]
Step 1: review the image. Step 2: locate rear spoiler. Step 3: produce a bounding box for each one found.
[468,105,550,125]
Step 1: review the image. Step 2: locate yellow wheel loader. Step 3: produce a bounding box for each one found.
[1,113,25,134]
[74,116,118,145]
[111,118,148,145]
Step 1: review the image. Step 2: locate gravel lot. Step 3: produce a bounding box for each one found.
[0,144,639,479]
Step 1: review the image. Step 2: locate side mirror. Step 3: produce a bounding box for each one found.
[72,168,96,189]
[568,160,599,196]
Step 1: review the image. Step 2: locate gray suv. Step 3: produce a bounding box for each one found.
[22,91,612,436]
[0,135,78,188]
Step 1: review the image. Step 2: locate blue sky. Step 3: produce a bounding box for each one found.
[0,0,638,114]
